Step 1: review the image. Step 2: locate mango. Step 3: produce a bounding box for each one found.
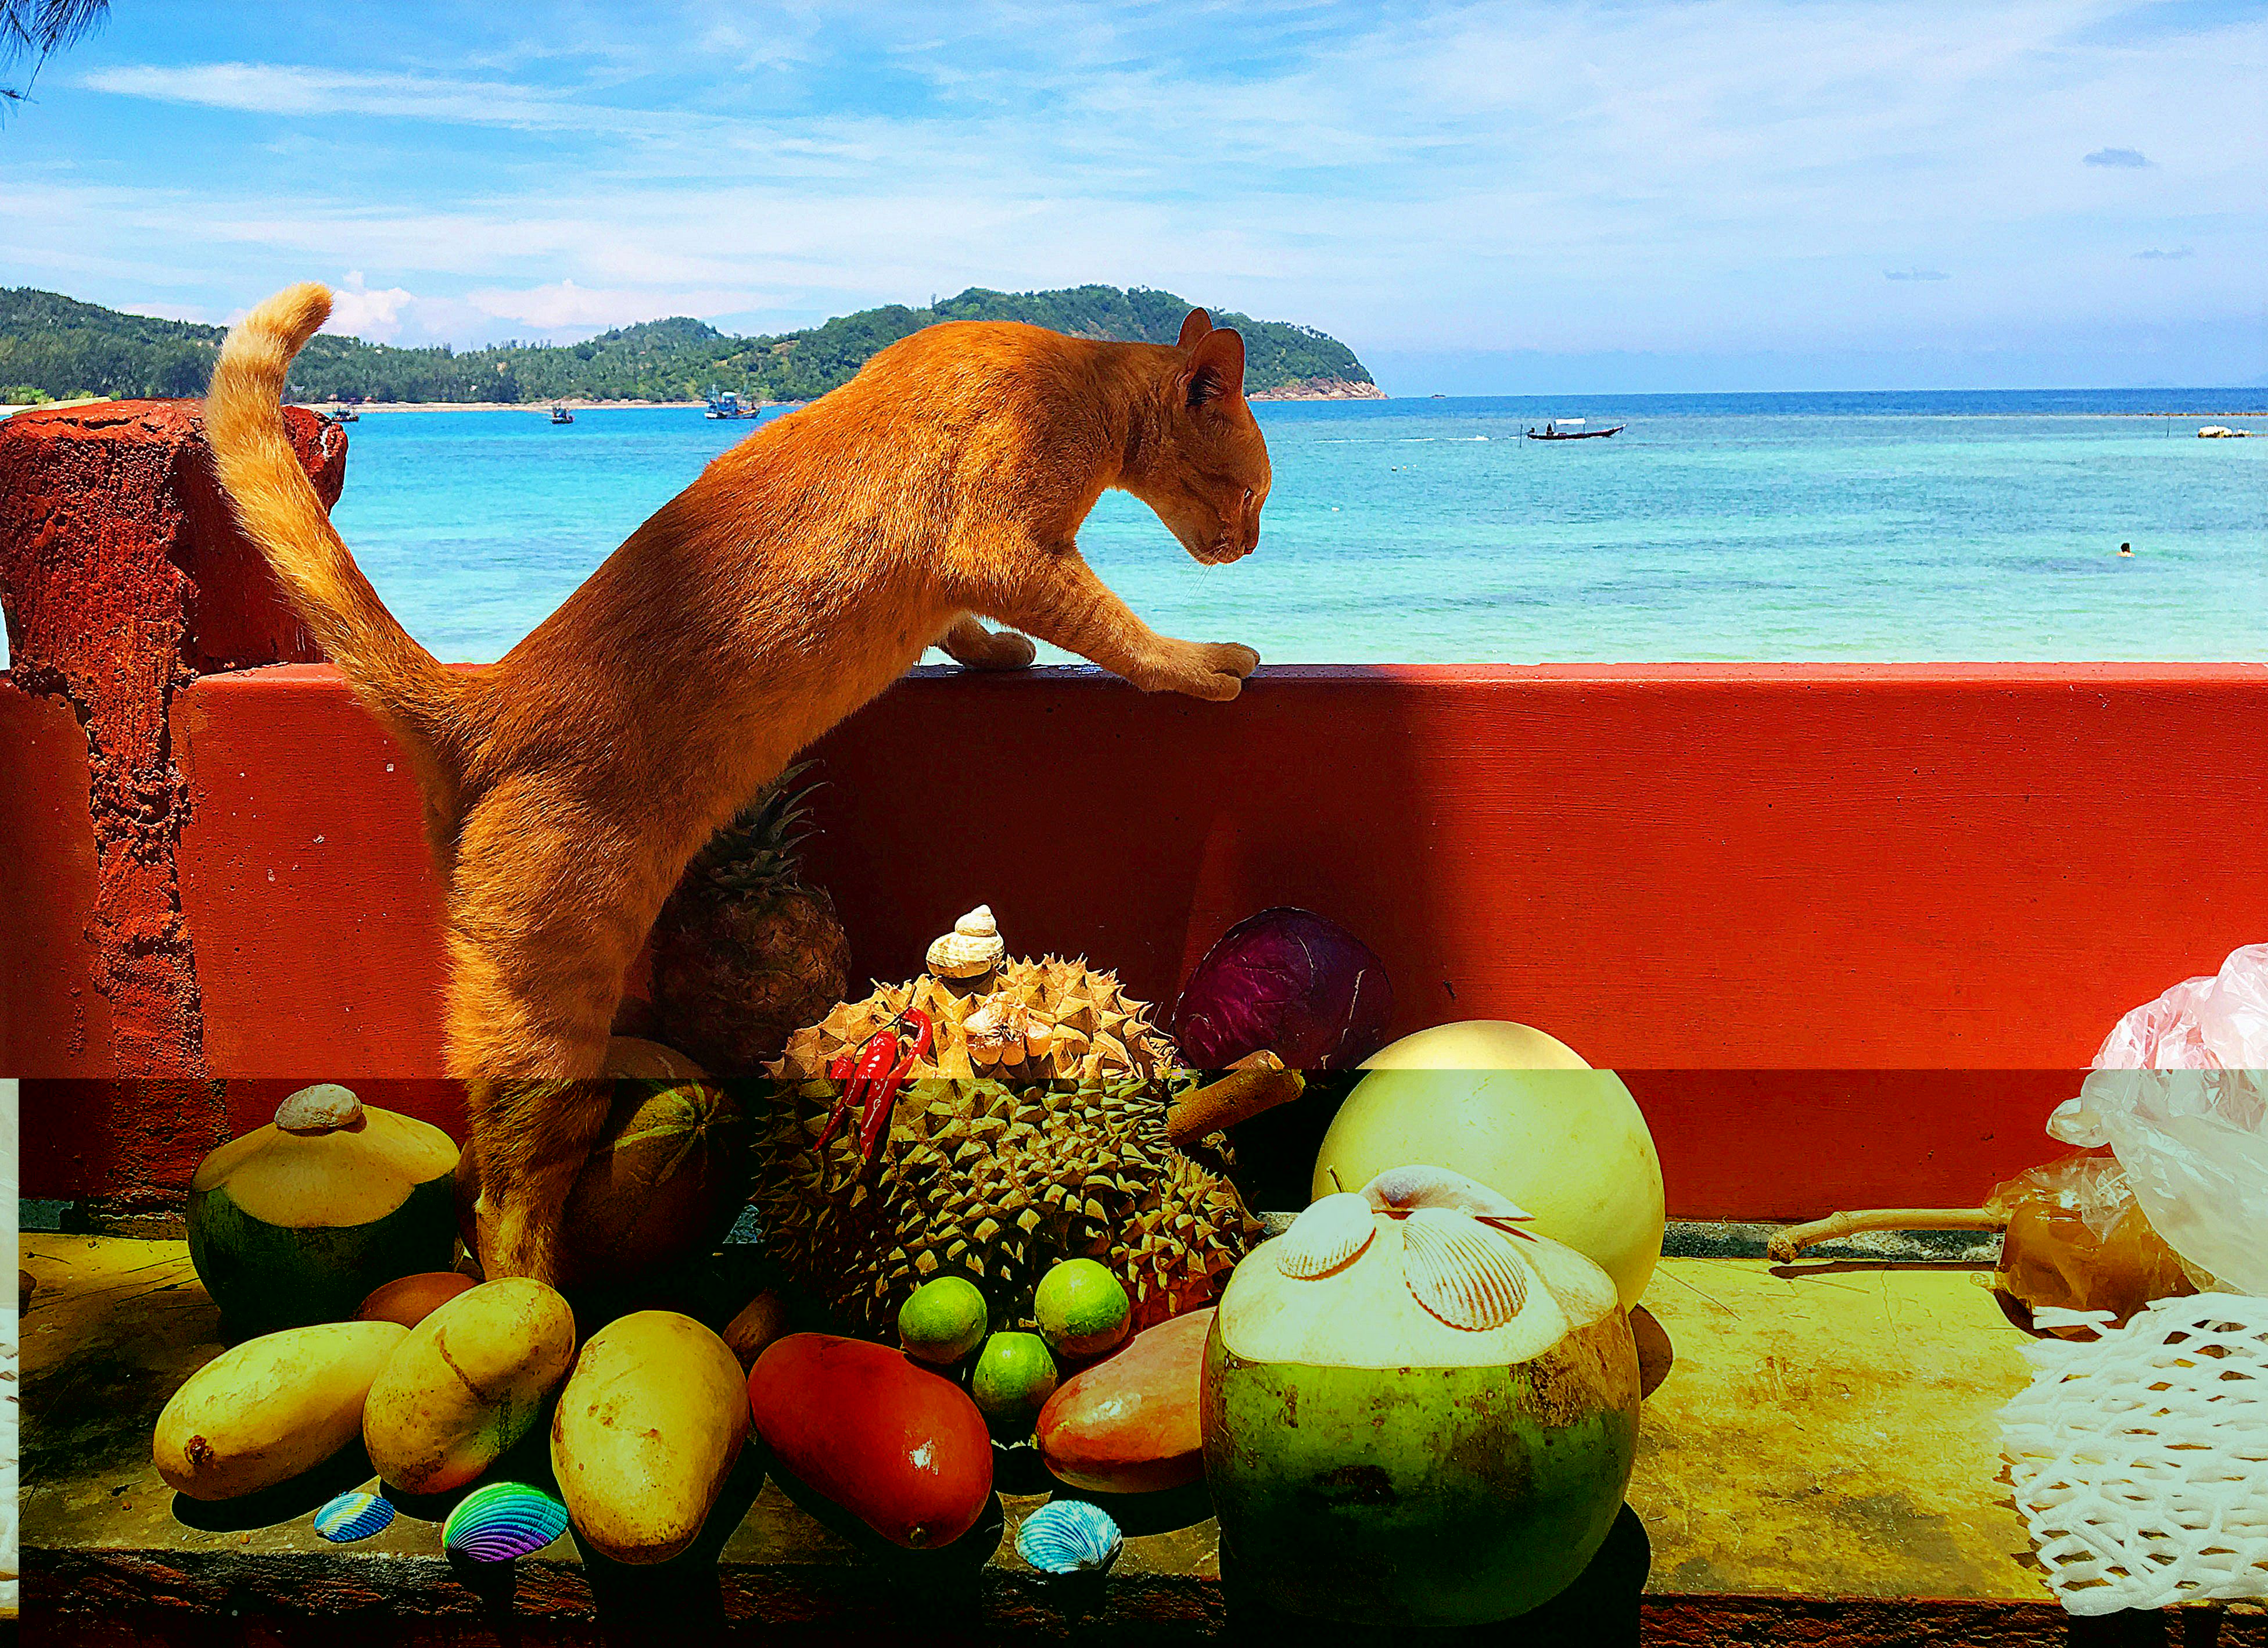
[153,1320,407,1501]
[363,1277,577,1495]
[1037,1307,1212,1494]
[356,1270,477,1328]
[550,1310,749,1564]
[748,1334,992,1549]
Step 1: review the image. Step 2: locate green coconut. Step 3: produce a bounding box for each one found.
[1315,1020,1667,1310]
[187,1084,461,1337]
[1201,1167,1640,1625]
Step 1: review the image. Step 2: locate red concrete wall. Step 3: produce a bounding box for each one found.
[1,399,343,1214]
[13,657,2265,1216]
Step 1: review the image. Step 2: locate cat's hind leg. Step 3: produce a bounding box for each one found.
[443,777,684,1282]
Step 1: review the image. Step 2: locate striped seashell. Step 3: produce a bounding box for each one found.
[1363,1165,1530,1222]
[1398,1208,1530,1330]
[312,1489,394,1543]
[442,1482,570,1562]
[1275,1192,1378,1279]
[1016,1498,1123,1576]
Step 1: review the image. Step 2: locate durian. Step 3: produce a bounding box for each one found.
[748,1074,1268,1336]
[766,955,1176,1085]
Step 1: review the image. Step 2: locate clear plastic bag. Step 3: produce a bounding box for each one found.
[2050,943,2268,1297]
[1987,1152,2195,1334]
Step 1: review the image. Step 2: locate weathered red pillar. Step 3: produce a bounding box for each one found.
[0,397,345,1217]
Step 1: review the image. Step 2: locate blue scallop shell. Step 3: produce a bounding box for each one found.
[442,1482,570,1562]
[313,1489,394,1543]
[1015,1499,1122,1576]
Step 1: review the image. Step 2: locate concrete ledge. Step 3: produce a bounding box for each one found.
[30,1234,2265,1645]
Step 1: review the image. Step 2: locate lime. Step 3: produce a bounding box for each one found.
[1033,1259,1131,1359]
[971,1331,1058,1438]
[898,1277,989,1364]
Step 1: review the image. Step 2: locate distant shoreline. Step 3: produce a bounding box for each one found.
[298,398,729,414]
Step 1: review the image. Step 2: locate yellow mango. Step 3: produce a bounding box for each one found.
[363,1277,577,1495]
[154,1320,407,1500]
[550,1310,749,1564]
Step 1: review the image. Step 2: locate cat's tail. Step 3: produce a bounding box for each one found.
[206,282,473,832]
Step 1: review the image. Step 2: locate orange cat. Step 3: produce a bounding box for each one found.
[205,282,1269,1282]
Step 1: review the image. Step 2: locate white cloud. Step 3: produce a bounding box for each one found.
[323,272,418,342]
[76,62,654,132]
[23,1,2267,377]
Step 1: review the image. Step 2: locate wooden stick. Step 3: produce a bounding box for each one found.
[1166,1056,1305,1145]
[1765,1207,2005,1262]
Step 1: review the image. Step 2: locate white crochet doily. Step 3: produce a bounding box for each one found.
[2000,1294,2268,1615]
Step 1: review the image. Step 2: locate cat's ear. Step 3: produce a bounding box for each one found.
[1177,308,1214,349]
[1182,327,1245,409]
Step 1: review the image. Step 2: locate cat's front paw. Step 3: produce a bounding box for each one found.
[1149,640,1260,701]
[959,628,1038,671]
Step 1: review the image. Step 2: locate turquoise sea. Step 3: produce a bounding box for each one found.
[18,390,2266,666]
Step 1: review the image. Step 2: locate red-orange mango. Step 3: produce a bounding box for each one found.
[747,1334,992,1549]
[1036,1307,1212,1493]
[356,1270,477,1328]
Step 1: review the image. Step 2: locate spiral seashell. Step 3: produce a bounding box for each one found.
[1015,1499,1124,1576]
[442,1482,570,1562]
[312,1489,394,1543]
[1275,1192,1377,1279]
[928,906,1007,979]
[1398,1208,1530,1330]
[1362,1164,1531,1223]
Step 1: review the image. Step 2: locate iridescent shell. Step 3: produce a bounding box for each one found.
[1016,1499,1123,1576]
[1399,1208,1530,1330]
[442,1482,570,1562]
[1275,1192,1377,1280]
[312,1489,394,1543]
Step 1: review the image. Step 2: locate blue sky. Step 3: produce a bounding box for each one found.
[4,1,2263,392]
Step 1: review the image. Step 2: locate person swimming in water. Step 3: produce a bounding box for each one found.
[2119,542,2134,557]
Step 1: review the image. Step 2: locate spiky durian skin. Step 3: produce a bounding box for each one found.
[749,1076,1261,1337]
[766,957,1176,1084]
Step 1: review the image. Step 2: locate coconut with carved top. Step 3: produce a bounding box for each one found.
[1201,1165,1640,1625]
[186,1084,461,1337]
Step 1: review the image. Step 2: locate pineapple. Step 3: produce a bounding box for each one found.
[652,765,851,1074]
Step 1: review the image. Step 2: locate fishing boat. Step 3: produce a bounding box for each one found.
[328,403,360,424]
[704,387,761,420]
[549,403,575,425]
[1526,419,1624,441]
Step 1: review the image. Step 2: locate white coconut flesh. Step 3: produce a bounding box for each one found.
[1218,1213,1621,1371]
[191,1106,460,1228]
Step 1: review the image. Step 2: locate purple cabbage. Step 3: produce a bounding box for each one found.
[1168,908,1393,1071]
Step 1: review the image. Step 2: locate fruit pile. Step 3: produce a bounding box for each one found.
[156,1255,751,1566]
[741,1253,1214,1561]
[748,909,1302,1338]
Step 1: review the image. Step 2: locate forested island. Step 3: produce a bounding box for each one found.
[0,285,1381,405]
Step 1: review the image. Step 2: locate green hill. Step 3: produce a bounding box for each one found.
[0,284,1377,405]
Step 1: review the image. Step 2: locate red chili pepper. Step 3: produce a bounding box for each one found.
[856,1009,934,1167]
[827,1053,857,1080]
[817,1029,899,1152]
